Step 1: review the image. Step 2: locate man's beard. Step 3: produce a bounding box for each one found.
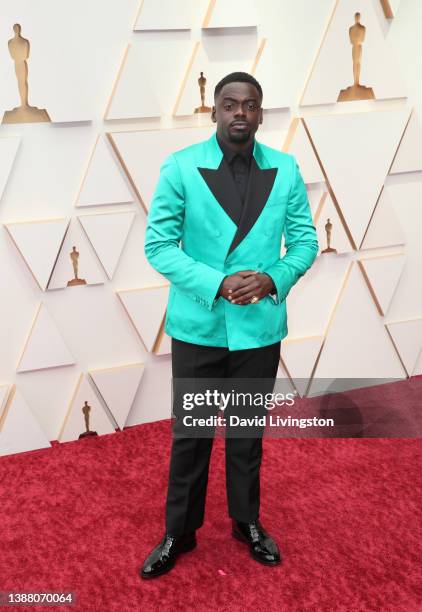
[228,129,251,143]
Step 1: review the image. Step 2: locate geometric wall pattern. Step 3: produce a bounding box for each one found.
[0,0,420,456]
[361,187,405,250]
[303,109,410,249]
[47,219,105,290]
[308,262,406,393]
[280,336,324,397]
[108,127,213,211]
[117,285,169,352]
[105,39,193,120]
[17,303,75,373]
[202,0,258,29]
[390,110,422,174]
[58,374,116,443]
[0,386,51,456]
[75,135,134,208]
[386,318,422,377]
[0,137,20,200]
[78,211,135,279]
[358,254,405,315]
[173,30,259,116]
[134,0,209,31]
[5,218,69,290]
[300,0,407,106]
[89,362,145,429]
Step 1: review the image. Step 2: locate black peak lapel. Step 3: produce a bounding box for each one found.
[198,158,243,226]
[226,158,278,258]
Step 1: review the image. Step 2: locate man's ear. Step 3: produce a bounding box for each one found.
[211,106,216,123]
[259,107,263,124]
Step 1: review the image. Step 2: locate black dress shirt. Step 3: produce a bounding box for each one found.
[215,135,277,299]
[217,134,254,205]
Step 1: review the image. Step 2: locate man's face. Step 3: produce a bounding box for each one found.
[211,81,263,145]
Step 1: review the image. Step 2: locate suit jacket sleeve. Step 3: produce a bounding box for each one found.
[144,154,226,311]
[263,155,319,303]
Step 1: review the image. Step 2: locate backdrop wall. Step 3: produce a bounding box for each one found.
[0,0,421,456]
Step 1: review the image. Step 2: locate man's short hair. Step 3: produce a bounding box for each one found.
[214,72,263,101]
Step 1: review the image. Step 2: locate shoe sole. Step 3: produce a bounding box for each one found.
[140,539,197,579]
[232,530,281,566]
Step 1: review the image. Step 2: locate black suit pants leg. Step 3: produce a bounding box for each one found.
[165,337,280,537]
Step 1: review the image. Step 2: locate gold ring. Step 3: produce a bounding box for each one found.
[250,296,259,304]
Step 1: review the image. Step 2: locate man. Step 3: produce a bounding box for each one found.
[140,72,318,579]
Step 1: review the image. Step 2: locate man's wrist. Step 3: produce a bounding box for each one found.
[216,276,227,298]
[261,272,276,295]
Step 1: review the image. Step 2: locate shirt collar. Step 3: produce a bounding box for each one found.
[216,133,255,165]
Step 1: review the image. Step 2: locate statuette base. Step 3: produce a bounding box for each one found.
[337,84,375,102]
[2,105,51,124]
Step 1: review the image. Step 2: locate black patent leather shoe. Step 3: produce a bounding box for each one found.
[232,519,281,566]
[140,532,197,579]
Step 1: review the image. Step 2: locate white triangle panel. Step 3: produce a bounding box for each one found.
[0,137,20,200]
[0,387,51,457]
[307,185,326,220]
[58,375,116,443]
[286,249,350,338]
[118,285,169,351]
[315,192,352,254]
[305,110,409,248]
[301,0,407,105]
[274,360,297,399]
[390,111,422,174]
[253,39,291,110]
[155,328,171,355]
[410,337,422,376]
[17,303,75,373]
[48,219,105,289]
[284,119,324,184]
[134,0,209,30]
[105,45,159,120]
[124,354,173,426]
[360,254,405,315]
[78,212,135,280]
[5,219,68,290]
[309,263,405,387]
[384,180,422,321]
[76,136,133,207]
[105,38,192,120]
[203,0,257,28]
[89,363,145,429]
[281,336,323,397]
[109,127,213,211]
[361,187,405,249]
[387,319,422,377]
[174,37,257,116]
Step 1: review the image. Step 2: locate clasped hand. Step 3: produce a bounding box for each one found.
[219,270,274,305]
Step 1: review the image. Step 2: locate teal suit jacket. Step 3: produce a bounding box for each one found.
[144,132,319,350]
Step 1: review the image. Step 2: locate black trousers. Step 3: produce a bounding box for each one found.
[165,337,281,536]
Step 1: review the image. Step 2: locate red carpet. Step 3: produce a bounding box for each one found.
[0,422,421,611]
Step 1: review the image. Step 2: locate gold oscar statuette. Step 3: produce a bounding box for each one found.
[337,12,375,102]
[194,71,212,114]
[78,401,98,439]
[67,246,87,287]
[321,218,337,254]
[2,24,51,124]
